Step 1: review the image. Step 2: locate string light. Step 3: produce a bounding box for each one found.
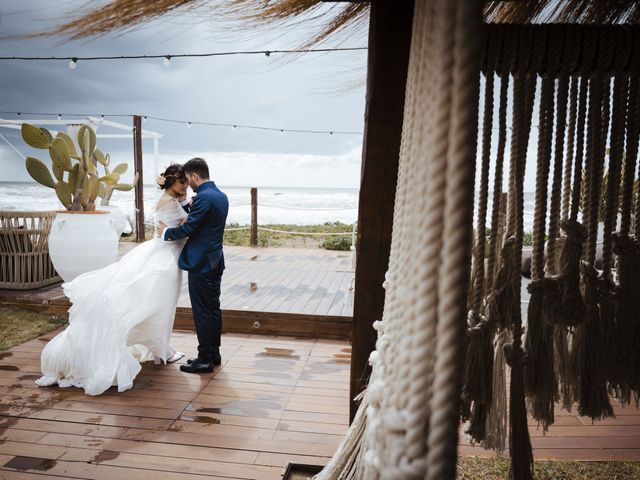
[0,47,366,64]
[68,58,77,69]
[57,114,61,120]
[0,111,363,136]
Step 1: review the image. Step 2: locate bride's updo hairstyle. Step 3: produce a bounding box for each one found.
[156,164,186,190]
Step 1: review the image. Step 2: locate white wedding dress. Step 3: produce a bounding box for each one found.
[36,197,188,395]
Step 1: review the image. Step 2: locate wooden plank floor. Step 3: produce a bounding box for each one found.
[2,330,640,480]
[177,246,355,318]
[0,330,352,479]
[0,245,355,319]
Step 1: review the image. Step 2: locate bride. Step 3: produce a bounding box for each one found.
[36,164,190,396]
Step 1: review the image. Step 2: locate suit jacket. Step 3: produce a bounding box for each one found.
[163,181,229,273]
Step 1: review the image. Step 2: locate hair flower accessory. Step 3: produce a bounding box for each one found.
[156,174,166,187]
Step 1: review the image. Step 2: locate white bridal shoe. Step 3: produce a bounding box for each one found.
[154,351,185,365]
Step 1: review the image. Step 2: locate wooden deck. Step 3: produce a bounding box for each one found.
[1,330,640,480]
[0,331,351,479]
[0,245,355,340]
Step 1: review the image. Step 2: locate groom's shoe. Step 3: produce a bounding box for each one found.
[187,353,222,366]
[180,359,214,374]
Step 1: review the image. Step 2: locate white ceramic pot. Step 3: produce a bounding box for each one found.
[101,205,127,237]
[48,211,118,282]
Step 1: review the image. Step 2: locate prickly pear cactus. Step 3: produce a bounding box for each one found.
[20,122,137,211]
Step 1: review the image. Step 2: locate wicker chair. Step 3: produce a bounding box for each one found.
[0,211,60,289]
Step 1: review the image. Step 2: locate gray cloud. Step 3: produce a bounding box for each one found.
[0,1,367,187]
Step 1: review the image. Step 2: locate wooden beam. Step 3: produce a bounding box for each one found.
[349,0,414,421]
[133,115,145,242]
[251,187,258,247]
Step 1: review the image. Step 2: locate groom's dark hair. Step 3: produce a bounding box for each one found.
[184,157,210,180]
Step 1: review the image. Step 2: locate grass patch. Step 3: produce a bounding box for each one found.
[0,307,67,351]
[457,457,640,479]
[224,222,353,249]
[121,222,354,249]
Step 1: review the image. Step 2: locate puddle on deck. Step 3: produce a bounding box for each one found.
[4,456,57,472]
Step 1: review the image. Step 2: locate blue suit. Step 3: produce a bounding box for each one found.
[164,181,228,361]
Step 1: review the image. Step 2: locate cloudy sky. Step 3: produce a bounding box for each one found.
[0,1,367,188]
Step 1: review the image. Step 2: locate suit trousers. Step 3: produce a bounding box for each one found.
[188,263,223,362]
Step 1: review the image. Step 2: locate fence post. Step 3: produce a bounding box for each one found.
[133,115,145,242]
[250,187,258,246]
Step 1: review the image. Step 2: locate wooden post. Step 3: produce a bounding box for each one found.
[133,115,145,242]
[349,0,414,421]
[250,187,258,246]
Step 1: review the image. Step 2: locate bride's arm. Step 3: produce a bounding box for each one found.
[153,197,174,237]
[163,195,207,241]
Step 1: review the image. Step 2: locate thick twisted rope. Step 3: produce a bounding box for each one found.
[400,0,453,475]
[547,75,570,273]
[570,77,589,223]
[424,1,483,479]
[462,70,494,442]
[562,77,579,222]
[506,58,536,480]
[575,33,615,420]
[486,76,509,294]
[524,70,557,431]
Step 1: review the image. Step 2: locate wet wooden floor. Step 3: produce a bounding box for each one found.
[0,331,351,479]
[0,245,355,318]
[2,330,640,479]
[178,246,355,318]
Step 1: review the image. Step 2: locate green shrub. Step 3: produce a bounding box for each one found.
[322,236,352,251]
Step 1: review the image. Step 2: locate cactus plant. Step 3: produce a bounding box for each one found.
[94,150,140,206]
[21,123,139,211]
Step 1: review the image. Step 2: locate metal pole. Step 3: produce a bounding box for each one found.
[133,115,145,242]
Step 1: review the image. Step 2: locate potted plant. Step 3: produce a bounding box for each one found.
[21,123,138,281]
[95,150,139,236]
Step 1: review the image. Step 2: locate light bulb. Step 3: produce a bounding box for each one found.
[187,122,192,128]
[57,114,62,120]
[280,129,284,136]
[233,125,237,131]
[68,58,77,70]
[143,116,148,122]
[329,131,333,137]
[163,56,171,67]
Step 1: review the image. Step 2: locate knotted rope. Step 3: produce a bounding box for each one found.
[575,33,615,419]
[524,69,557,431]
[482,73,510,455]
[462,70,494,442]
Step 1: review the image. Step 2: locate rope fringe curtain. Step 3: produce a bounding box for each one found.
[316,14,640,480]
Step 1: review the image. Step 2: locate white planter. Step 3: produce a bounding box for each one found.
[48,211,118,282]
[101,205,128,237]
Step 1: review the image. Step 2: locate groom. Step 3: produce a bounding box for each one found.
[158,157,229,373]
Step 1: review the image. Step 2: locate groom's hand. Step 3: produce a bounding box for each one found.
[156,221,168,238]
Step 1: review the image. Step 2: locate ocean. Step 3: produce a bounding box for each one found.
[0,182,360,226]
[0,182,540,230]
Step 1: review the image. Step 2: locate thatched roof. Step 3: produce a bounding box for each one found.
[25,1,640,43]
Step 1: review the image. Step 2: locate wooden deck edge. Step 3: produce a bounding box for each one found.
[0,299,354,341]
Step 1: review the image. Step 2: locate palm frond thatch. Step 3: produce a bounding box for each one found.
[20,1,640,50]
[25,0,370,48]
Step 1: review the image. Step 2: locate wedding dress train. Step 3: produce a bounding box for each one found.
[36,198,187,395]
